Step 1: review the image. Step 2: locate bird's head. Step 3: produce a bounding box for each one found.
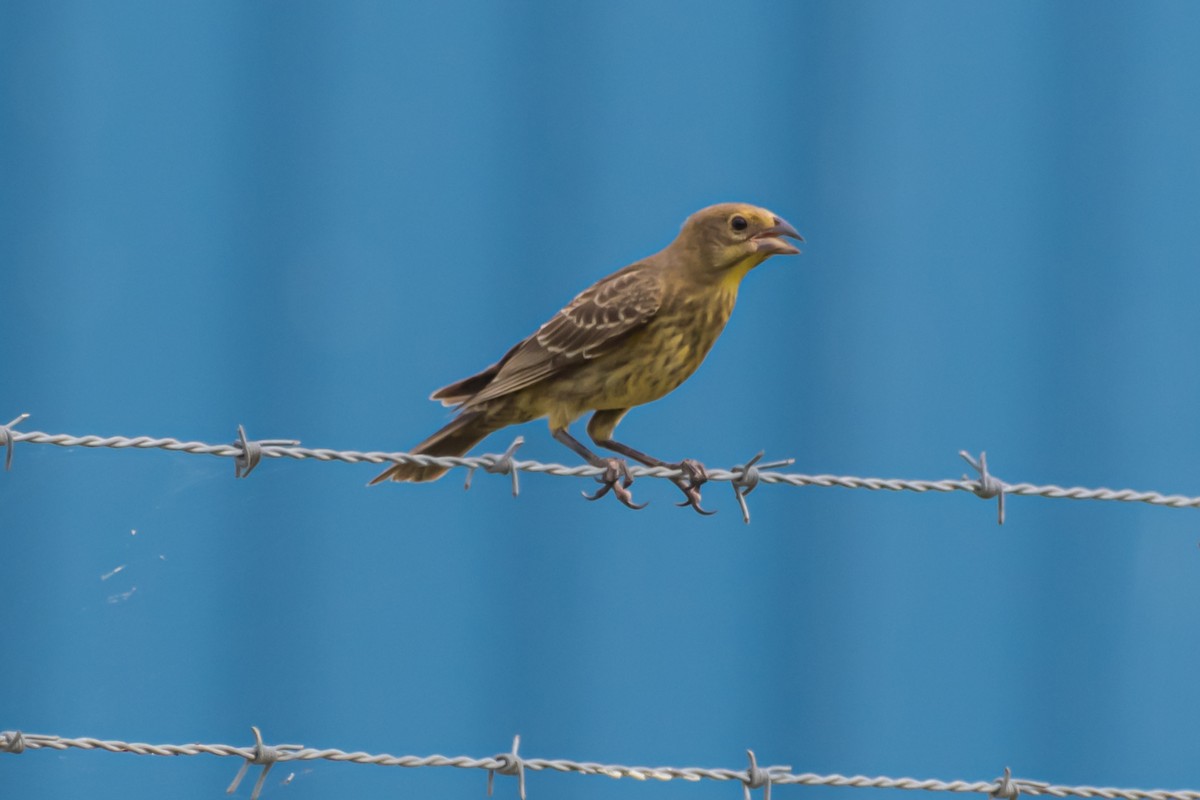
[674,203,804,279]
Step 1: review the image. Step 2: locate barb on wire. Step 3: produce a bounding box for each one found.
[730,452,795,524]
[992,767,1019,800]
[992,767,1050,800]
[488,735,527,800]
[5,730,1200,800]
[226,726,304,800]
[743,749,791,800]
[0,413,29,471]
[6,417,1200,523]
[234,425,301,479]
[0,730,27,753]
[465,437,525,497]
[961,450,1006,525]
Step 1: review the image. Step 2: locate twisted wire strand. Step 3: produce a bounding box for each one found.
[6,426,1200,512]
[3,731,1199,800]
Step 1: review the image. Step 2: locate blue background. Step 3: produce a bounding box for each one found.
[4,2,1200,799]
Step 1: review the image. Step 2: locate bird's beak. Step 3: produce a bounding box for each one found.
[752,216,804,255]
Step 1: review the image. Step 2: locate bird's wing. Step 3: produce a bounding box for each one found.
[461,264,664,406]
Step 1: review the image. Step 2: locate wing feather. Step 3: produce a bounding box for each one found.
[462,264,663,406]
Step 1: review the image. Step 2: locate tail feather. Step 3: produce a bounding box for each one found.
[369,411,493,484]
[430,338,526,406]
[430,364,500,406]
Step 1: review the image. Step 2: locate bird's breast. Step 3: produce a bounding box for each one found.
[554,285,738,411]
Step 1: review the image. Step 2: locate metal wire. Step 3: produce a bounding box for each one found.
[3,729,1197,800]
[4,415,1200,524]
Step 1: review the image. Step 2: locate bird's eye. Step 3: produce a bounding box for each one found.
[730,215,748,231]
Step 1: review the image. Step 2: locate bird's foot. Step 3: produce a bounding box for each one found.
[582,458,647,510]
[670,458,716,516]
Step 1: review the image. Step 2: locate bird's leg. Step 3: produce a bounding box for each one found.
[552,427,646,510]
[586,411,714,516]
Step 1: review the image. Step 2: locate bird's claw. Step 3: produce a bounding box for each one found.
[670,458,715,516]
[582,458,647,510]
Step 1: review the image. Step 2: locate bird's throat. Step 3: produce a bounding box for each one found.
[718,254,762,295]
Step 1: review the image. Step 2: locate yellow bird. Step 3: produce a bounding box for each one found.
[371,203,803,512]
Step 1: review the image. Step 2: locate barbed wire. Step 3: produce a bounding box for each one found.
[4,413,1200,524]
[3,729,1197,800]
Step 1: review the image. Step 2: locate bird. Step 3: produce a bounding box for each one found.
[370,202,803,513]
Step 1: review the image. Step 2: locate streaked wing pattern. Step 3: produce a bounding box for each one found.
[464,265,663,405]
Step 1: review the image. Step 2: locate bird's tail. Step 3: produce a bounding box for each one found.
[369,411,494,484]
